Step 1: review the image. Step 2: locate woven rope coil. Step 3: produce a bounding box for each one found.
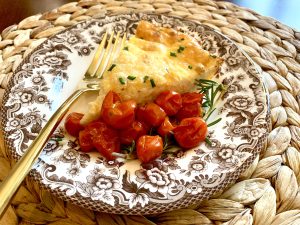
[0,0,299,224]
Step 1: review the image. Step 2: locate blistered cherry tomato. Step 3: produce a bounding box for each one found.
[100,91,136,129]
[175,92,203,121]
[137,135,163,163]
[119,121,149,145]
[158,117,175,137]
[90,121,120,160]
[79,129,94,152]
[137,103,166,127]
[176,103,202,121]
[64,112,84,137]
[100,91,121,115]
[80,121,120,160]
[181,92,203,105]
[102,99,137,129]
[173,117,207,148]
[155,91,182,116]
[78,121,104,152]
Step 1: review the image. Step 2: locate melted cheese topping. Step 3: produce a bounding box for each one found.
[81,21,222,124]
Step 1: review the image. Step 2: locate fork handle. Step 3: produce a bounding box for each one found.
[0,88,93,218]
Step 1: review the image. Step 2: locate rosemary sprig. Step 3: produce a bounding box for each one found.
[120,141,137,160]
[163,135,182,154]
[207,118,222,127]
[205,137,212,146]
[194,78,226,126]
[122,141,135,153]
[204,108,216,122]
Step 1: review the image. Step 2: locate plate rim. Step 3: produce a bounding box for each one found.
[1,12,271,215]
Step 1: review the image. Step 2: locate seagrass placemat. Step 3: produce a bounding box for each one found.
[0,0,300,224]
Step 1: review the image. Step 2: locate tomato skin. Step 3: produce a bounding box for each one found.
[81,121,120,160]
[173,117,207,149]
[137,135,163,163]
[175,92,203,121]
[181,92,203,105]
[64,112,84,137]
[158,117,175,137]
[78,121,105,152]
[100,91,121,115]
[93,131,120,161]
[155,91,182,116]
[137,103,166,127]
[79,129,94,152]
[102,99,137,129]
[175,103,202,121]
[119,121,149,145]
[101,91,136,129]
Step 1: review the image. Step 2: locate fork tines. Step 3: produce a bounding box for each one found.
[85,31,126,79]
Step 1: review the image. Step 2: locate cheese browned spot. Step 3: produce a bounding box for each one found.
[80,21,223,125]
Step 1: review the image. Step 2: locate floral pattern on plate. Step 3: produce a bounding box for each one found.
[2,13,270,214]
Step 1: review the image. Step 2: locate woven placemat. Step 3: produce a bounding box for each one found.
[0,0,300,224]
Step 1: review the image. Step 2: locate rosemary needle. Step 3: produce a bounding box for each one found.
[195,78,226,126]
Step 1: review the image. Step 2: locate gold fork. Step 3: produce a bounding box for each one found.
[0,31,126,218]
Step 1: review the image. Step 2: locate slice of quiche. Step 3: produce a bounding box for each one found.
[81,21,223,124]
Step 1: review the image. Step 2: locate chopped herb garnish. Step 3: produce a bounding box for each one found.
[150,78,156,87]
[170,52,177,57]
[127,75,136,80]
[188,65,193,69]
[108,64,116,71]
[177,46,185,53]
[210,54,217,58]
[119,77,126,85]
[143,75,149,83]
[123,46,129,51]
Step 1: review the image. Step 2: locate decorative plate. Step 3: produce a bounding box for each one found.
[1,13,270,215]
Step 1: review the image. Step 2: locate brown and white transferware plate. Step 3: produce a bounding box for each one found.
[1,13,270,215]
